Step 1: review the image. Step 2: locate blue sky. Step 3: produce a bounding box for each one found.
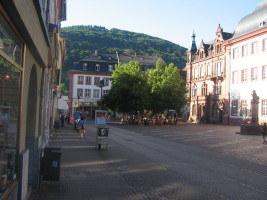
[62,0,264,48]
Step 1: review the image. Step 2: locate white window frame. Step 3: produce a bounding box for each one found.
[108,65,113,72]
[263,65,267,80]
[85,76,91,85]
[262,100,267,116]
[85,89,91,98]
[232,71,238,84]
[83,62,88,70]
[94,77,100,85]
[95,64,100,71]
[77,76,84,85]
[77,88,83,98]
[251,41,258,55]
[233,48,239,59]
[241,69,247,82]
[251,67,258,81]
[241,45,248,57]
[93,89,100,98]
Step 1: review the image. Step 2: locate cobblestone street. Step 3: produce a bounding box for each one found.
[29,122,267,200]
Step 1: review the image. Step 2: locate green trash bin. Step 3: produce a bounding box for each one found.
[41,146,61,181]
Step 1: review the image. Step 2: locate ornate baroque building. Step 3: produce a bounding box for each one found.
[185,25,233,124]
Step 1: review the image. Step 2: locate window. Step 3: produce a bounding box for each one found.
[83,62,88,70]
[251,68,258,81]
[214,81,221,95]
[200,65,204,78]
[262,100,267,116]
[77,76,84,84]
[192,84,197,97]
[108,65,113,72]
[85,89,91,98]
[232,71,238,84]
[94,77,100,85]
[251,42,258,55]
[85,76,91,85]
[77,88,83,98]
[95,64,100,71]
[231,100,238,116]
[263,39,267,51]
[241,45,248,57]
[103,78,109,86]
[216,44,221,53]
[215,62,222,76]
[0,56,21,196]
[263,66,267,80]
[201,83,207,96]
[206,64,211,76]
[194,68,197,79]
[241,69,247,82]
[93,89,100,98]
[240,100,247,116]
[233,48,239,59]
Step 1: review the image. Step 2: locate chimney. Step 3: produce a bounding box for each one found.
[94,50,98,56]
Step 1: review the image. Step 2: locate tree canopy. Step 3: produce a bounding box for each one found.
[102,60,187,115]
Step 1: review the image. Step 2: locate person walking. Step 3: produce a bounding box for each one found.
[61,113,65,127]
[260,123,267,144]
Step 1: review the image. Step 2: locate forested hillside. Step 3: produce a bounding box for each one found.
[61,25,187,90]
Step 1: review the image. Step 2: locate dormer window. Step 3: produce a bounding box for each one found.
[259,21,265,27]
[95,64,100,71]
[83,62,88,70]
[108,56,112,60]
[108,64,113,72]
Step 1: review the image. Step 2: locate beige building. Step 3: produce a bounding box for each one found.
[184,25,232,124]
[0,0,66,199]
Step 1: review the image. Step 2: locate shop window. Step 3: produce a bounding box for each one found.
[0,56,21,196]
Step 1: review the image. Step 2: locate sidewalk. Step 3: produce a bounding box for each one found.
[29,122,134,200]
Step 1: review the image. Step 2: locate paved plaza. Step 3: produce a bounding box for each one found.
[29,122,267,200]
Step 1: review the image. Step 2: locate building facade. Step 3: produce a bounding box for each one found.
[227,0,267,125]
[68,51,162,119]
[185,26,233,124]
[0,0,66,199]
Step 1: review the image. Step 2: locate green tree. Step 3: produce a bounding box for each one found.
[102,61,150,114]
[147,59,187,114]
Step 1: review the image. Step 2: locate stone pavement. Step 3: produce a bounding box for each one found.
[28,122,267,200]
[29,122,125,200]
